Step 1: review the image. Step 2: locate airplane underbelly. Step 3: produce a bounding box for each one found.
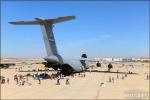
[63,59,85,72]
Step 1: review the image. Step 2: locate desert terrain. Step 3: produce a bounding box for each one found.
[0,58,149,99]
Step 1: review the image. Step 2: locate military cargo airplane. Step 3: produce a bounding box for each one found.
[9,16,94,76]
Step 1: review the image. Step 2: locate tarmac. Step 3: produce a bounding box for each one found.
[1,62,149,99]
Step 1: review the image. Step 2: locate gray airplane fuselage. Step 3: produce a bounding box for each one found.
[9,16,88,76]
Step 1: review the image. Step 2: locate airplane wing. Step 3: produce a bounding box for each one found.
[9,21,39,25]
[46,16,75,24]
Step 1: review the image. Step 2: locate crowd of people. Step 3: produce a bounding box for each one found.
[14,74,26,86]
[108,70,132,84]
[0,70,88,87]
[1,63,149,87]
[54,71,86,85]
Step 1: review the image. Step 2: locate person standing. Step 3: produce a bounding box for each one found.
[146,74,149,80]
[108,63,113,72]
[26,76,29,83]
[66,78,70,85]
[56,77,60,85]
[122,75,124,80]
[38,77,41,84]
[2,77,5,84]
[7,78,9,84]
[109,76,111,82]
[125,73,128,77]
[112,77,114,83]
[117,70,119,79]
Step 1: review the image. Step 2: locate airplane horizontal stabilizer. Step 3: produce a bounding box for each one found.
[51,16,75,24]
[9,21,39,25]
[9,16,75,25]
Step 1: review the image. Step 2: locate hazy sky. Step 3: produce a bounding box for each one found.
[1,1,149,59]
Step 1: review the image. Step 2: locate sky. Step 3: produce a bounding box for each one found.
[1,1,149,59]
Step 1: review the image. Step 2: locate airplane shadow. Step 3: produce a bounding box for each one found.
[18,70,55,72]
[86,70,138,75]
[19,70,138,75]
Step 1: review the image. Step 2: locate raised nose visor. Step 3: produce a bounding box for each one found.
[44,56,59,63]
